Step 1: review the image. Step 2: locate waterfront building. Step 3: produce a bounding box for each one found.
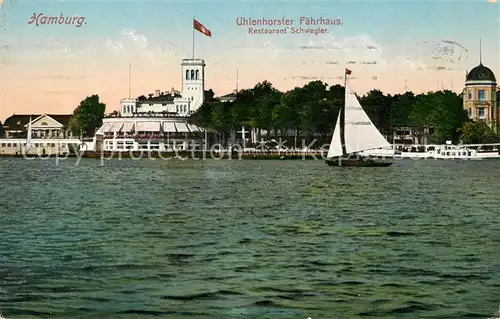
[89,58,216,152]
[218,90,238,103]
[0,114,81,156]
[462,58,499,133]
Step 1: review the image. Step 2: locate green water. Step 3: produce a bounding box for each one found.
[0,158,499,318]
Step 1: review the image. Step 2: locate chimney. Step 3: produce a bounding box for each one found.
[170,87,175,96]
[155,89,160,97]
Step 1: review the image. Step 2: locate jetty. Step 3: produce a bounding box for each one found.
[82,150,328,160]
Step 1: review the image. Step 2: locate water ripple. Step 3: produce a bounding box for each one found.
[0,158,499,318]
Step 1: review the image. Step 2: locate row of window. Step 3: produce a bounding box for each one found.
[1,142,68,148]
[467,89,488,101]
[123,105,135,114]
[124,103,193,114]
[185,69,200,80]
[468,108,486,117]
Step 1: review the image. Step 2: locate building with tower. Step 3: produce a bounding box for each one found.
[462,56,499,133]
[86,58,215,152]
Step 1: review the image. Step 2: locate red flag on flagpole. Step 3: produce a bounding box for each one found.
[345,68,352,75]
[193,19,211,37]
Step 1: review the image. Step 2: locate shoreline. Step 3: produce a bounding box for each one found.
[83,151,328,160]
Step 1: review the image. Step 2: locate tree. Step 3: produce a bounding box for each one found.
[69,95,106,137]
[408,93,435,143]
[427,91,468,143]
[191,81,477,148]
[359,89,391,135]
[459,121,497,144]
[204,89,215,102]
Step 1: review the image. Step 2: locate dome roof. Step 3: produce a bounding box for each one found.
[466,63,496,82]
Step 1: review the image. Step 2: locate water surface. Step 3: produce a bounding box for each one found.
[0,157,499,318]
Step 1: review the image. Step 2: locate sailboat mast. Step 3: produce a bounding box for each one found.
[339,69,348,156]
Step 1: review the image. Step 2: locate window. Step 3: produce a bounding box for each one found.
[195,70,199,80]
[478,89,486,101]
[467,90,472,100]
[190,70,195,80]
[186,70,190,80]
[479,108,485,117]
[123,106,127,113]
[468,108,472,117]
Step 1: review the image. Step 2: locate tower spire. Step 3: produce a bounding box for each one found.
[479,38,482,65]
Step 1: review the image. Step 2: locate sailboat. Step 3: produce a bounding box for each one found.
[325,69,392,167]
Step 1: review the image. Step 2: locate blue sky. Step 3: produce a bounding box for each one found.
[0,0,498,117]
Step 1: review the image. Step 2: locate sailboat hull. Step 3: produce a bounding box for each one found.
[325,158,392,167]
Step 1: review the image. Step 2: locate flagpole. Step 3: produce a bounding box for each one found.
[192,17,195,60]
[340,69,347,157]
[344,68,347,90]
[128,63,131,99]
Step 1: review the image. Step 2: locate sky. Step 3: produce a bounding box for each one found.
[0,0,499,120]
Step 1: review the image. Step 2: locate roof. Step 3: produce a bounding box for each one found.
[466,63,496,82]
[218,92,237,100]
[3,114,72,130]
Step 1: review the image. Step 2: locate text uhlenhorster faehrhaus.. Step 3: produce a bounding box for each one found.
[235,17,342,35]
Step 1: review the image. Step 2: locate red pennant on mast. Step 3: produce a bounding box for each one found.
[193,19,211,37]
[345,68,352,75]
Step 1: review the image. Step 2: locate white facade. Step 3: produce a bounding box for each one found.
[91,57,213,153]
[121,99,136,116]
[0,114,80,155]
[119,58,206,117]
[181,58,205,113]
[0,138,81,156]
[93,117,208,152]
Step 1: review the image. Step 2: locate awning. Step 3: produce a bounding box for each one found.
[136,121,161,132]
[175,123,190,133]
[187,124,202,132]
[163,122,177,133]
[121,122,135,133]
[110,122,123,132]
[96,122,113,134]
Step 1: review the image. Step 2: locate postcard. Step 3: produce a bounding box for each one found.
[0,1,500,318]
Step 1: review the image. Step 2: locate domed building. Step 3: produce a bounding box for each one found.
[463,60,499,133]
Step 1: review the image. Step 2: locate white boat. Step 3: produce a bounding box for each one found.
[325,69,393,167]
[359,142,500,160]
[359,146,395,158]
[394,143,500,160]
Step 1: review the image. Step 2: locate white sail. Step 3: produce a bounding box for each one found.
[327,111,343,158]
[26,116,32,150]
[326,83,391,158]
[343,87,390,154]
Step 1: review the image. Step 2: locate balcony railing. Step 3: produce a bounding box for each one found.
[104,111,194,119]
